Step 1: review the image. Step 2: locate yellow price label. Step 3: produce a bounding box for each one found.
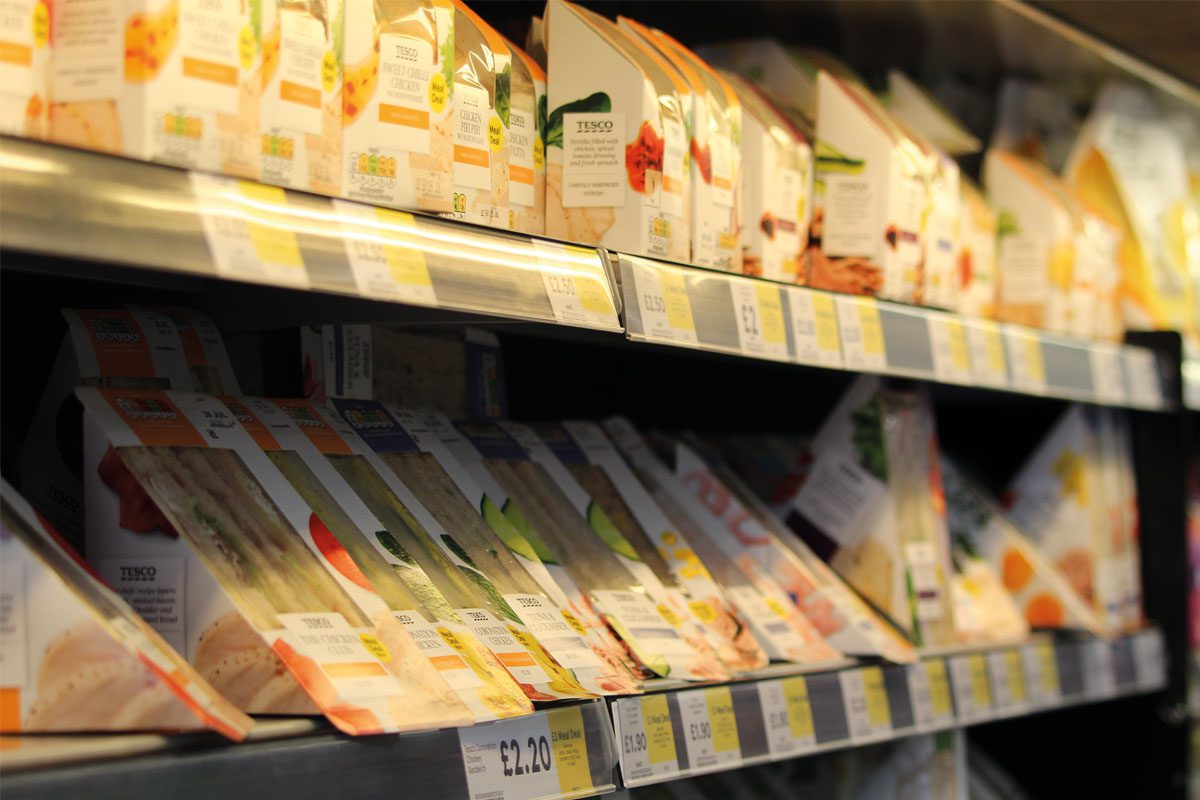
[372,207,433,289]
[924,659,952,716]
[547,706,593,796]
[704,686,740,754]
[1004,650,1027,704]
[858,299,885,357]
[812,293,841,353]
[661,270,696,335]
[945,319,970,372]
[238,181,305,272]
[861,667,891,728]
[1024,335,1046,385]
[781,677,815,740]
[755,284,787,346]
[968,654,992,708]
[1037,641,1060,694]
[32,2,49,48]
[640,694,676,766]
[561,609,588,638]
[984,326,1006,375]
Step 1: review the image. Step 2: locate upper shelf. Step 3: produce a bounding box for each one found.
[0,136,1176,411]
[0,137,622,334]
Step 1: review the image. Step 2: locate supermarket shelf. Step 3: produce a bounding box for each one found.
[0,699,618,800]
[616,254,1172,411]
[0,137,621,334]
[612,627,1167,788]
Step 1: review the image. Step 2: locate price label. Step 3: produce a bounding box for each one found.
[836,296,887,371]
[192,173,310,288]
[631,260,698,344]
[1005,328,1047,393]
[928,314,972,383]
[615,695,678,782]
[1082,639,1117,699]
[458,708,593,800]
[908,660,954,729]
[678,687,741,770]
[1123,348,1163,409]
[536,243,618,329]
[966,319,1008,387]
[333,200,437,304]
[788,289,843,367]
[840,667,891,741]
[730,281,790,360]
[758,677,816,756]
[1133,629,1166,691]
[1089,344,1127,405]
[949,654,992,721]
[988,650,1028,712]
[1021,640,1061,706]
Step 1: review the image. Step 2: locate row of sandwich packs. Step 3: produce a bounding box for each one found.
[5,3,1195,346]
[3,307,1142,739]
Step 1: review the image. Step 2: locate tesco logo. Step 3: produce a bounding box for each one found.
[120,566,157,581]
[575,120,614,132]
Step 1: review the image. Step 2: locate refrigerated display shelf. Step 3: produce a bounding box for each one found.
[0,630,1164,800]
[0,137,621,335]
[616,254,1171,411]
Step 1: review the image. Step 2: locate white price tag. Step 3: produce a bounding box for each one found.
[839,667,891,741]
[987,650,1028,713]
[1089,344,1127,405]
[333,200,437,305]
[928,314,973,384]
[1133,629,1166,691]
[615,695,679,783]
[758,677,816,756]
[536,242,618,329]
[1081,639,1117,699]
[730,281,790,360]
[459,707,594,800]
[677,687,742,770]
[1004,328,1047,393]
[191,174,310,288]
[788,289,843,367]
[1021,640,1061,707]
[835,296,887,371]
[949,654,993,722]
[630,260,698,344]
[1123,348,1163,409]
[908,660,954,729]
[965,319,1008,387]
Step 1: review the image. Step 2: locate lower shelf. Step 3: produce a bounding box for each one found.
[0,630,1165,800]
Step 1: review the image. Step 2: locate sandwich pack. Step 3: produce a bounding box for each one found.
[261,0,343,193]
[543,0,689,260]
[956,180,999,319]
[505,37,547,234]
[0,0,48,138]
[50,0,260,177]
[341,0,455,213]
[0,479,252,738]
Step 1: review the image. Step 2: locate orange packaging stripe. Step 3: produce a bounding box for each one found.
[78,310,157,378]
[219,397,282,452]
[379,104,429,129]
[272,400,354,455]
[183,57,238,87]
[0,41,31,66]
[321,661,390,679]
[0,688,21,731]
[496,651,537,669]
[281,80,321,108]
[98,388,208,448]
[663,175,683,194]
[454,144,489,168]
[713,176,732,191]
[510,164,535,185]
[429,654,470,671]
